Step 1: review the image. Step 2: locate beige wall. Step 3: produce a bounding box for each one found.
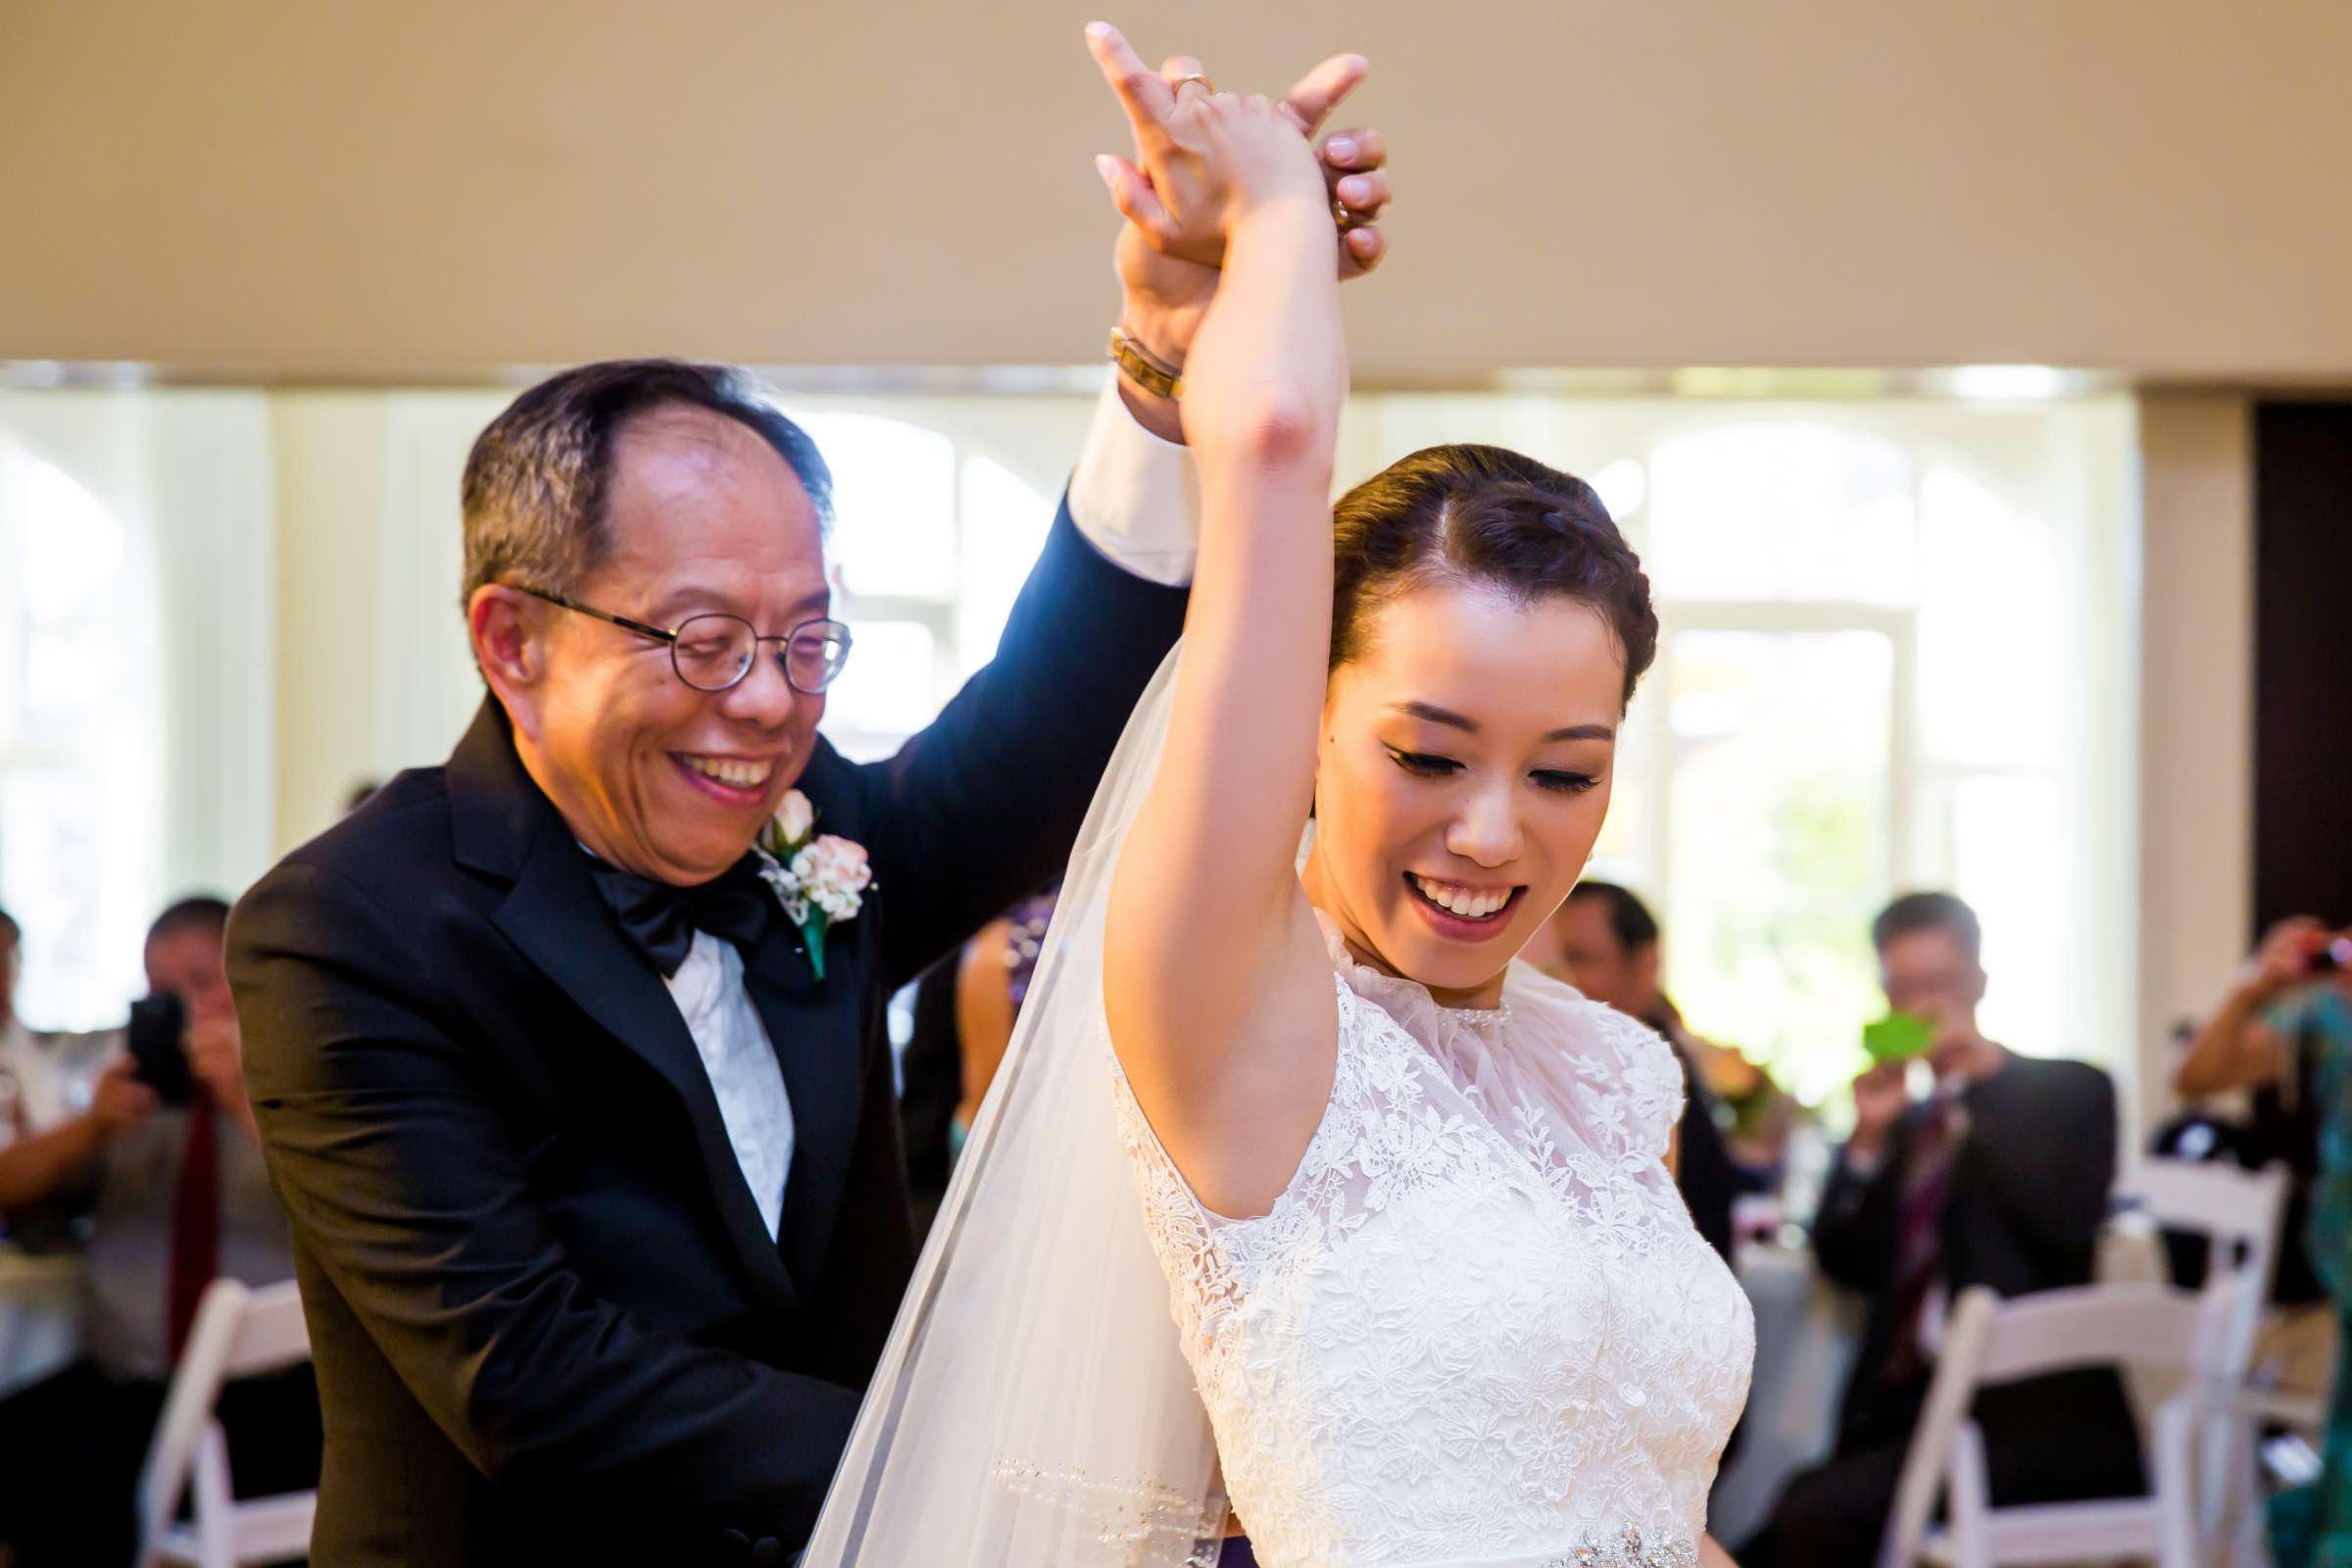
[5,0,2351,384]
[2133,394,2255,1137]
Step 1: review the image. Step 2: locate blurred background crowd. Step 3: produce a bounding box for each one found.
[3,1,2349,1563]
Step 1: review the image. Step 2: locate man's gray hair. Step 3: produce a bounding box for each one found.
[459,359,833,610]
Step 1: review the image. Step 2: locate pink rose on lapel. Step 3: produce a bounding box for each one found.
[790,837,870,923]
[755,790,869,979]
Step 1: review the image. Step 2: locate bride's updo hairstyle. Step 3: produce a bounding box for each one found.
[1328,444,1658,710]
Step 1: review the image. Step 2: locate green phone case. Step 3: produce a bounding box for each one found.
[1862,1011,1936,1063]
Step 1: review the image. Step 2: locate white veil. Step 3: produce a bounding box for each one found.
[801,647,1228,1568]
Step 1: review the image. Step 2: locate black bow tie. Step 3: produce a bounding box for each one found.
[590,855,775,979]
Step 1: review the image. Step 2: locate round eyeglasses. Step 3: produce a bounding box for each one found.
[516,587,853,695]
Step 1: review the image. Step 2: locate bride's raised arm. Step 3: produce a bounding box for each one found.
[1087,24,1351,1218]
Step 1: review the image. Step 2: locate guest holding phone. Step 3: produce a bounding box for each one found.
[1740,892,2140,1565]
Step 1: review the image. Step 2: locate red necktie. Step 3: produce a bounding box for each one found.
[1880,1097,1960,1386]
[166,1095,221,1361]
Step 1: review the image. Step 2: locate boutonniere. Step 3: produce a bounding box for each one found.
[754,790,871,981]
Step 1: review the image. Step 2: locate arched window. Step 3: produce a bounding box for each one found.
[782,394,2124,1110]
[1586,416,2082,1104]
[783,409,1054,760]
[0,434,162,1027]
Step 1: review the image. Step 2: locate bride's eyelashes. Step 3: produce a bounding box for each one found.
[1383,745,1459,780]
[1531,769,1601,796]
[1381,746,1600,795]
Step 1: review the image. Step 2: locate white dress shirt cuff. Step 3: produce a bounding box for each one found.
[1066,369,1201,587]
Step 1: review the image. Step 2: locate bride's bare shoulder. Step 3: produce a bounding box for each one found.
[1105,889,1340,1220]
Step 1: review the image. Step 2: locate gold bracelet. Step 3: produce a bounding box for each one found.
[1108,325,1185,401]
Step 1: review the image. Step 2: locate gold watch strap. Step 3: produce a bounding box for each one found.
[1108,326,1185,401]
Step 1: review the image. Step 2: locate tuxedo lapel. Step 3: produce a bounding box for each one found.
[743,892,866,1290]
[453,700,799,1312]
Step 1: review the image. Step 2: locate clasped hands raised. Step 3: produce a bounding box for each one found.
[1086,21,1376,266]
[1084,21,1392,368]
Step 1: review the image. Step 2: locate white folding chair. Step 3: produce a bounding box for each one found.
[133,1278,317,1568]
[2222,1351,2330,1567]
[2118,1159,2294,1562]
[1877,1281,2235,1568]
[2120,1159,2288,1385]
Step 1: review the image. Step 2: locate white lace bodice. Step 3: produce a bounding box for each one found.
[1110,930,1755,1568]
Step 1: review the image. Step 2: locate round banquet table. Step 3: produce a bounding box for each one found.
[1708,1238,1864,1547]
[0,1246,84,1397]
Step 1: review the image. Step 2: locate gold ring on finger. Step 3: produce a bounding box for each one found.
[1173,73,1216,96]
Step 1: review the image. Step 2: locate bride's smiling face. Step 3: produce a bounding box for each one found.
[1303,578,1628,1008]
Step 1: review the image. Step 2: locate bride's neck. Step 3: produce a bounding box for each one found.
[1299,852,1509,1012]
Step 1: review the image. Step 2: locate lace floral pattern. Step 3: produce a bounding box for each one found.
[1109,933,1754,1568]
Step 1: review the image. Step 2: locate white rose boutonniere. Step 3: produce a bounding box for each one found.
[755,789,871,980]
[771,789,815,847]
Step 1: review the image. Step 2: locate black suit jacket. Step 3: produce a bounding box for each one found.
[897,955,964,1242]
[1662,1031,1739,1263]
[1812,1054,2143,1488]
[228,498,1187,1568]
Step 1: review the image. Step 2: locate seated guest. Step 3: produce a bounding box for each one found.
[896,955,963,1238]
[1740,892,2142,1566]
[0,898,319,1568]
[0,904,116,1146]
[951,886,1058,1145]
[1,903,28,1141]
[2177,914,2351,1567]
[1526,880,1743,1260]
[899,887,1059,1238]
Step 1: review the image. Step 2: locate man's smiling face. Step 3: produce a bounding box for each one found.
[503,404,832,886]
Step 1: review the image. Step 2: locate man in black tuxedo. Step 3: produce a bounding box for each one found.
[1742,892,2143,1565]
[227,85,1396,1565]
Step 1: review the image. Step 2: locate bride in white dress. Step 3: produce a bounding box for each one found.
[804,24,1751,1568]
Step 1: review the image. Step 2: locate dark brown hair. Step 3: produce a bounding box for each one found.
[147,895,232,946]
[1872,891,1983,966]
[460,359,832,610]
[1329,444,1658,708]
[1566,879,1661,955]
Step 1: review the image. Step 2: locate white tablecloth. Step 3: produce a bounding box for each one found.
[1708,1240,1864,1546]
[0,1248,83,1396]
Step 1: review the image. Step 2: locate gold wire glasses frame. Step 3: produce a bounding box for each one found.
[517,586,854,695]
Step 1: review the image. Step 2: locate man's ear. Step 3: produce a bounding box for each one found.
[1635,939,1663,993]
[469,585,546,740]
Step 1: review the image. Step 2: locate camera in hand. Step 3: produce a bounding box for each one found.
[126,992,194,1106]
